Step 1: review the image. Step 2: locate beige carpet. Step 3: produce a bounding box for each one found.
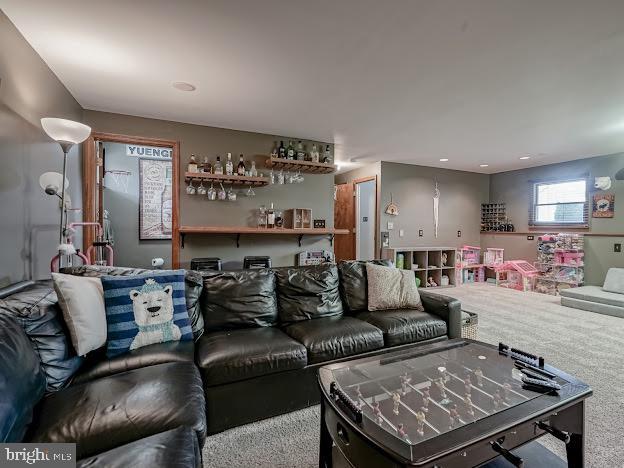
[203,283,624,467]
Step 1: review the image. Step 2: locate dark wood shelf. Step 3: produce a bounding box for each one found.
[264,156,336,174]
[184,172,269,186]
[178,225,349,248]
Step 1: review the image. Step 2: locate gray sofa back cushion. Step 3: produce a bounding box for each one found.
[602,268,624,294]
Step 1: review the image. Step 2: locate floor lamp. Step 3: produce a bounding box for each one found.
[41,118,91,266]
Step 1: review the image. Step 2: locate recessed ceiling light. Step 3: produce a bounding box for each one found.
[480,164,489,167]
[439,158,449,162]
[519,156,531,160]
[172,81,196,92]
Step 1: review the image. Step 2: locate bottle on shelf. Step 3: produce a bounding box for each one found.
[214,155,223,175]
[250,161,258,177]
[271,142,278,158]
[278,140,286,158]
[322,145,331,164]
[296,141,305,161]
[201,156,211,173]
[188,154,198,173]
[237,154,246,176]
[310,144,320,163]
[225,152,234,175]
[267,203,276,228]
[287,141,295,160]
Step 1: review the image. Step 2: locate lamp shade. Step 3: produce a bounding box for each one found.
[39,172,68,194]
[41,118,91,144]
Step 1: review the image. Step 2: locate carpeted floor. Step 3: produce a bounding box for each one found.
[202,283,624,467]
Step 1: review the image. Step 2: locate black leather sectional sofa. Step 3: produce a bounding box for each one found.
[0,261,461,467]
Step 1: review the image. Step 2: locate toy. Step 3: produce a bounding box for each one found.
[427,277,438,287]
[441,252,448,266]
[484,247,504,266]
[493,260,540,292]
[456,245,485,284]
[392,392,401,415]
[415,411,426,436]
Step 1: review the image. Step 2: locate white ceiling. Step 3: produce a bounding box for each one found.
[3,0,624,173]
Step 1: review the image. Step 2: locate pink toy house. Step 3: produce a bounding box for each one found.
[484,248,504,266]
[494,260,540,291]
[456,246,485,284]
[554,249,584,266]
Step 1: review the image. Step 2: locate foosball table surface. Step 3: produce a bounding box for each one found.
[319,339,590,465]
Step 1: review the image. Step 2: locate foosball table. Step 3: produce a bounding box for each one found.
[318,339,591,467]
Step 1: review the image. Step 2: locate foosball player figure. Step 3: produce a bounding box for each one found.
[438,366,450,383]
[448,404,461,429]
[464,374,472,387]
[392,392,401,415]
[400,372,411,396]
[415,411,426,437]
[474,367,484,387]
[503,382,511,402]
[493,389,503,410]
[397,423,411,443]
[464,395,475,417]
[422,386,430,400]
[421,394,429,413]
[464,382,472,396]
[434,378,450,404]
[373,401,383,425]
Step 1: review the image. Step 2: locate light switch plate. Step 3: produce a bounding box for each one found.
[399,229,404,237]
[387,221,394,230]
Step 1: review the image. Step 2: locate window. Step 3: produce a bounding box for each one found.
[530,178,588,226]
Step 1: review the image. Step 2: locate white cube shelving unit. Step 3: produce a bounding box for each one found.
[381,247,457,289]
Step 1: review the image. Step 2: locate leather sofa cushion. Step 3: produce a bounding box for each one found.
[200,269,278,331]
[27,361,206,459]
[0,314,46,442]
[283,316,384,364]
[0,281,83,393]
[338,260,393,314]
[356,309,447,347]
[274,264,343,323]
[197,327,307,386]
[60,266,205,341]
[71,341,195,385]
[77,427,201,468]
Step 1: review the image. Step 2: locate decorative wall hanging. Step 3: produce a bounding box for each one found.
[433,181,440,238]
[594,177,612,191]
[385,193,399,216]
[139,158,173,240]
[592,193,615,218]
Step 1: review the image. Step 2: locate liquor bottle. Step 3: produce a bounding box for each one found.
[322,145,331,164]
[225,152,234,175]
[188,154,198,173]
[202,156,211,173]
[250,161,258,177]
[214,155,223,175]
[237,154,246,176]
[271,142,278,158]
[278,140,286,158]
[310,144,320,163]
[296,141,305,161]
[267,203,276,228]
[160,165,172,235]
[287,141,295,160]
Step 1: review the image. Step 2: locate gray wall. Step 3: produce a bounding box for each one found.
[380,162,490,249]
[485,152,624,285]
[102,142,172,269]
[84,110,334,268]
[0,11,83,285]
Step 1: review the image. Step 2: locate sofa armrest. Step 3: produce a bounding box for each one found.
[419,291,462,339]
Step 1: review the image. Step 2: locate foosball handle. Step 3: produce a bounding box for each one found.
[490,440,524,468]
[537,421,571,444]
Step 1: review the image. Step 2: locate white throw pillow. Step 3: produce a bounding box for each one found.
[602,268,624,294]
[366,263,424,311]
[52,273,107,356]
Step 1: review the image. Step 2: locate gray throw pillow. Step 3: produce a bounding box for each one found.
[602,268,624,294]
[366,263,424,311]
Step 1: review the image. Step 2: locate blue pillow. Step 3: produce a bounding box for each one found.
[101,270,193,357]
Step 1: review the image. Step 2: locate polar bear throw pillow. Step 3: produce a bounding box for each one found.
[101,270,193,357]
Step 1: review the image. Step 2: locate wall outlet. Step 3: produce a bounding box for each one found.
[615,243,621,253]
[527,235,535,240]
[381,231,390,247]
[387,221,394,230]
[399,229,404,237]
[418,229,423,237]
[457,230,462,237]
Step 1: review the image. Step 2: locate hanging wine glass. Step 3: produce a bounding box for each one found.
[217,182,226,200]
[227,185,237,201]
[246,184,256,197]
[186,180,196,195]
[207,182,216,200]
[197,179,207,195]
[277,169,285,185]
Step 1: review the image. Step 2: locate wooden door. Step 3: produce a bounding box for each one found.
[334,183,355,261]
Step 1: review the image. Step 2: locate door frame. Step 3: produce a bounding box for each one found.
[352,175,380,259]
[82,132,180,266]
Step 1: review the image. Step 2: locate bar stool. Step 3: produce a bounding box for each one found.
[243,256,272,269]
[190,257,222,271]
